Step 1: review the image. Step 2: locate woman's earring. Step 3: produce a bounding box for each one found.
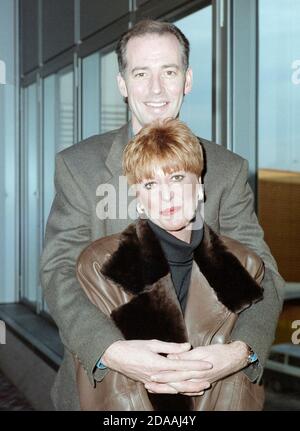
[198,184,204,201]
[136,203,144,215]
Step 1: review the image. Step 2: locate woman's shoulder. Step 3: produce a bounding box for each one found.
[220,235,265,283]
[77,232,123,269]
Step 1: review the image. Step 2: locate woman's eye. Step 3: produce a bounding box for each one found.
[144,182,156,190]
[171,174,185,182]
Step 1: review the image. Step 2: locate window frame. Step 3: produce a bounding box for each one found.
[18,0,219,314]
[19,0,263,316]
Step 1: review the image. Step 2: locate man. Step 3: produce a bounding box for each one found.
[41,20,284,410]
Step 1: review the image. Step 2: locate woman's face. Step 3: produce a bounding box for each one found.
[136,168,201,233]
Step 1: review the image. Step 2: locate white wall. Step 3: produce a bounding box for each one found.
[0,0,18,302]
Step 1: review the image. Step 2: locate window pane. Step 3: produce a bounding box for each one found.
[82,52,101,139]
[289,355,300,368]
[82,50,127,139]
[258,0,300,284]
[100,51,127,133]
[259,0,300,173]
[42,68,74,313]
[175,6,212,140]
[269,352,285,364]
[57,68,74,151]
[22,83,39,304]
[43,75,56,234]
[43,68,74,233]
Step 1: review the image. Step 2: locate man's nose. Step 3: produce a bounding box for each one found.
[150,75,163,94]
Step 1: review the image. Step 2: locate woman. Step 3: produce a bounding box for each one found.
[74,119,265,410]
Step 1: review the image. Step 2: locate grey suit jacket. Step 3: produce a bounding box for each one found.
[40,123,284,410]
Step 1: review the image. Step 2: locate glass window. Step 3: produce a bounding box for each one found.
[43,66,74,235]
[81,50,127,140]
[41,67,74,312]
[175,6,212,140]
[82,52,101,139]
[43,74,56,233]
[20,66,75,309]
[100,51,127,133]
[269,352,285,364]
[258,0,300,285]
[289,355,300,368]
[57,68,74,152]
[21,83,40,304]
[259,0,300,173]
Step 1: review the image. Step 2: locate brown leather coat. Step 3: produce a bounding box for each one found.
[75,220,265,411]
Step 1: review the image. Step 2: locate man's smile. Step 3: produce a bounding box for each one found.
[145,101,168,108]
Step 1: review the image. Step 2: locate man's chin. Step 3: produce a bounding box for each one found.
[143,112,176,125]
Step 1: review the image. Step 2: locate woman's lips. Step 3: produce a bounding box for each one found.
[160,206,181,216]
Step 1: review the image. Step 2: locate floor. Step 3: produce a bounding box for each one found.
[264,389,300,411]
[0,370,34,411]
[0,369,299,411]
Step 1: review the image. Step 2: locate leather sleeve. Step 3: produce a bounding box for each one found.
[40,153,124,386]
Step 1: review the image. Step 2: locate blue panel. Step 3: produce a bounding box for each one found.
[176,6,212,140]
[259,0,300,173]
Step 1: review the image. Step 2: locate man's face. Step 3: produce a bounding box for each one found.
[117,33,193,134]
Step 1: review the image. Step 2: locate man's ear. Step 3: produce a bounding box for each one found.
[184,67,193,95]
[117,73,128,98]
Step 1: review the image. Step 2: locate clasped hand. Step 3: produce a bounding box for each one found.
[101,339,248,396]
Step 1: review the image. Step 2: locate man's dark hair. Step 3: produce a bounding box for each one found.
[116,19,190,75]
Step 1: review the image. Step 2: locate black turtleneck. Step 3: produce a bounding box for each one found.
[147,216,203,313]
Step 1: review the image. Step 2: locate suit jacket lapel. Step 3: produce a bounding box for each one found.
[105,122,131,176]
[101,122,135,235]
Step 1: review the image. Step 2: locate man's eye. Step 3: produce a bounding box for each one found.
[135,72,146,78]
[165,70,176,76]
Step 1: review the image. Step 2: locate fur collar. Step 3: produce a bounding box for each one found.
[101,219,263,313]
[100,219,263,411]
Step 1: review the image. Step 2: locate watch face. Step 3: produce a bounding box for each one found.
[249,352,258,363]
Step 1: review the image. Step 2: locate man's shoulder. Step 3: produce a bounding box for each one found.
[59,129,119,159]
[59,127,121,162]
[199,137,245,166]
[55,123,129,177]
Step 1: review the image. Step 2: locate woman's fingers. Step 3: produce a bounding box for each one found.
[151,370,211,383]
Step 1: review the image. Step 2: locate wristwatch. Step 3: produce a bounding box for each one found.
[96,358,107,370]
[246,344,258,365]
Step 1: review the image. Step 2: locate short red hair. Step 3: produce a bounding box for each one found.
[123,118,204,185]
